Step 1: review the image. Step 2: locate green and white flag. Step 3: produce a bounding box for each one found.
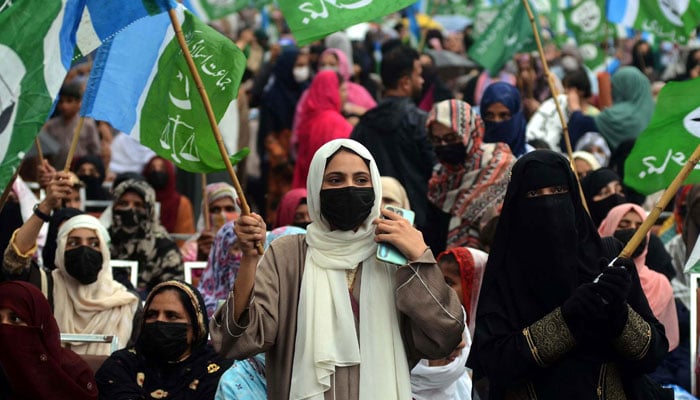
[563,0,615,70]
[468,1,539,75]
[188,0,248,22]
[82,6,249,173]
[0,0,81,191]
[280,0,416,45]
[624,78,700,195]
[471,4,500,38]
[607,0,700,42]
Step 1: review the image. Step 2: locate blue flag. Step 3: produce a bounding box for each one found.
[76,0,175,56]
[81,5,248,173]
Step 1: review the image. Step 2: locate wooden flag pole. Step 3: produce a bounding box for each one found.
[167,8,263,254]
[0,167,21,215]
[618,143,700,259]
[520,0,589,213]
[201,173,211,232]
[35,137,44,165]
[63,116,85,171]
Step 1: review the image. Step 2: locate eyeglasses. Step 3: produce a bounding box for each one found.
[429,132,461,146]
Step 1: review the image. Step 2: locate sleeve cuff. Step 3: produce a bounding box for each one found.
[523,307,576,367]
[10,229,37,259]
[612,305,652,360]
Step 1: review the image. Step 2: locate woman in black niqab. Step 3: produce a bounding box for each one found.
[468,150,670,400]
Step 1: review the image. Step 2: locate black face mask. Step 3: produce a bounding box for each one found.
[113,208,145,229]
[78,174,102,190]
[293,221,310,230]
[434,143,467,165]
[64,246,103,284]
[140,321,190,362]
[320,187,375,231]
[613,228,647,259]
[590,193,626,225]
[147,171,169,190]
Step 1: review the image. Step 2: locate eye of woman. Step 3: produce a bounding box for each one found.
[9,312,26,326]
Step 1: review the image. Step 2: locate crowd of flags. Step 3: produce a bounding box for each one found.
[0,0,700,196]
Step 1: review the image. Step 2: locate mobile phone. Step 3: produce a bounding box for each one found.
[376,205,416,265]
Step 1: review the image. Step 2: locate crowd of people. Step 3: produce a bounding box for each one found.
[1,6,700,400]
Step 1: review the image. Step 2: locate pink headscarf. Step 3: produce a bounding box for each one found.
[292,71,352,189]
[598,203,679,351]
[321,48,377,110]
[275,188,307,228]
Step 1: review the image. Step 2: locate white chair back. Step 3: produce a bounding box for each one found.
[184,261,207,284]
[110,259,138,288]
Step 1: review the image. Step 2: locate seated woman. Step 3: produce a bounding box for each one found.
[211,138,464,399]
[467,150,670,399]
[198,221,242,318]
[274,188,311,229]
[74,154,111,214]
[181,182,240,263]
[580,168,626,226]
[96,280,232,399]
[598,203,679,351]
[143,156,195,243]
[109,179,184,296]
[2,180,140,355]
[571,150,601,179]
[0,281,98,399]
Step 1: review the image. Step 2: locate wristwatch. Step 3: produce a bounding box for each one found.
[33,203,52,222]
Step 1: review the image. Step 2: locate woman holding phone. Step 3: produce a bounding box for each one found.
[211,138,464,399]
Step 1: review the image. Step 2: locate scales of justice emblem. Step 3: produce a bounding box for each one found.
[159,70,201,164]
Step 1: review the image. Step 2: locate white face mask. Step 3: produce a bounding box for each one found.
[293,66,310,83]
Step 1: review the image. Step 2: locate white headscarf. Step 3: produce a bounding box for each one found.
[290,139,412,399]
[53,215,139,355]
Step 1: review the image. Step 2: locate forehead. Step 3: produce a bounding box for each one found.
[324,150,370,175]
[621,210,643,223]
[119,191,144,202]
[148,290,189,315]
[320,52,338,63]
[68,227,98,239]
[486,102,510,113]
[210,197,235,207]
[430,122,453,136]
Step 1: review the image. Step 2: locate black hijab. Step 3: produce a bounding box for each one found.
[74,155,110,200]
[475,150,603,327]
[581,168,626,226]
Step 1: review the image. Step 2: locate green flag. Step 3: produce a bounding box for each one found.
[624,78,700,195]
[188,0,248,22]
[472,4,500,38]
[608,0,700,42]
[280,0,416,45]
[468,1,539,75]
[563,0,614,70]
[0,0,79,191]
[82,7,249,173]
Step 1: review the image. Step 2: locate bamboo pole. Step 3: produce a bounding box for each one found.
[520,0,589,213]
[201,173,210,232]
[35,137,44,165]
[618,143,700,259]
[63,116,85,171]
[0,167,21,215]
[167,8,263,254]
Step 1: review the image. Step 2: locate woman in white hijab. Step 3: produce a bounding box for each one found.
[211,138,464,400]
[53,214,140,355]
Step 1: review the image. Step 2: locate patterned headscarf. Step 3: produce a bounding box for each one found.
[198,221,241,317]
[427,100,515,249]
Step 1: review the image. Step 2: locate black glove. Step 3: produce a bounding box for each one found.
[593,258,633,338]
[594,259,632,306]
[561,283,606,343]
